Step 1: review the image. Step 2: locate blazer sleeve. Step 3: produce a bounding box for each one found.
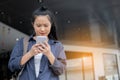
[49,42,66,75]
[8,38,24,72]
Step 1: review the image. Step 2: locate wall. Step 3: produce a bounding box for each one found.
[0,22,29,53]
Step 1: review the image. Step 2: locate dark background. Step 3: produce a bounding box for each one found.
[0,0,120,45]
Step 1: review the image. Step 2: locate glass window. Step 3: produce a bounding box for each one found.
[103,54,119,80]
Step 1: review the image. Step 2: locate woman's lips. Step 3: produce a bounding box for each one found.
[39,33,46,35]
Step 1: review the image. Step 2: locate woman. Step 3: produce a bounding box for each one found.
[8,6,66,80]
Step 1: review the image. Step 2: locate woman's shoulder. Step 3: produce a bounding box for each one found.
[49,39,62,44]
[16,37,24,43]
[14,37,25,47]
[49,40,64,48]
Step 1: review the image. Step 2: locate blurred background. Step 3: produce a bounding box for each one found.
[1,0,120,80]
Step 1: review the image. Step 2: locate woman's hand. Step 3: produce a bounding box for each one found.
[28,41,51,56]
[20,43,43,65]
[38,41,55,65]
[28,41,55,65]
[29,44,43,56]
[38,41,51,56]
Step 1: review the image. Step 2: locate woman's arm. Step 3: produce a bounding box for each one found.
[48,42,66,75]
[8,38,24,72]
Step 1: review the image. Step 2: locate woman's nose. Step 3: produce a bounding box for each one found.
[40,27,45,31]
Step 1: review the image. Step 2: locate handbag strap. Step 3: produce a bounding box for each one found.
[23,37,29,55]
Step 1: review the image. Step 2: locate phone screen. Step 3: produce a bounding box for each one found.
[36,36,47,44]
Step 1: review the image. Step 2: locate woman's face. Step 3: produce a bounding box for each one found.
[33,15,51,37]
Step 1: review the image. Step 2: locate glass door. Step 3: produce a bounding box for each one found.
[60,51,94,80]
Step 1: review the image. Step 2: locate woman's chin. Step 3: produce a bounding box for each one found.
[38,34,47,36]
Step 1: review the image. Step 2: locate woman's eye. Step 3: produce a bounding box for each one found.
[44,24,48,27]
[36,24,41,27]
[35,24,49,27]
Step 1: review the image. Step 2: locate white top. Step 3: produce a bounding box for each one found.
[34,53,43,78]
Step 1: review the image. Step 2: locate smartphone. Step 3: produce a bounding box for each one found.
[36,36,47,44]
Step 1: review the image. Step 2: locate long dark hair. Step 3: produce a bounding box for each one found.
[31,6,58,40]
